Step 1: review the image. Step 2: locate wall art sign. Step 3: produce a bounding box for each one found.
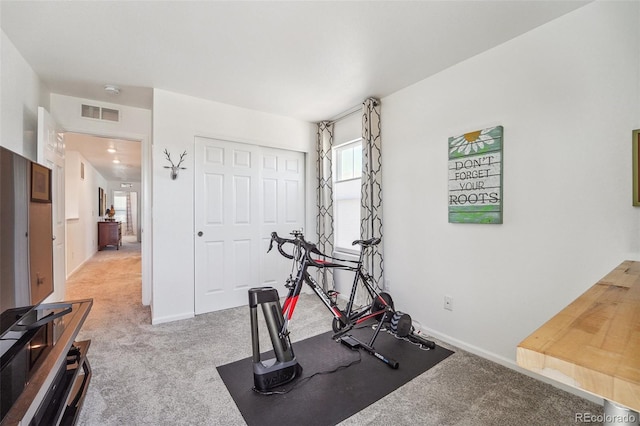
[448,125,503,224]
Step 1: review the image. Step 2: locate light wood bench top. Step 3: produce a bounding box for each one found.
[517,260,640,411]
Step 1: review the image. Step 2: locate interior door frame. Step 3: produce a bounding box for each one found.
[60,126,151,306]
[37,107,65,302]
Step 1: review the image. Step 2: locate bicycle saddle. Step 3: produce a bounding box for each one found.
[352,237,381,247]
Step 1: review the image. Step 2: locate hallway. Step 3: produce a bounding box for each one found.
[65,235,147,330]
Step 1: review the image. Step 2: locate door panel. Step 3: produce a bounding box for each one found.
[205,173,223,224]
[204,240,224,293]
[233,175,251,223]
[37,107,65,303]
[285,180,300,223]
[195,137,305,314]
[262,178,278,223]
[258,147,305,299]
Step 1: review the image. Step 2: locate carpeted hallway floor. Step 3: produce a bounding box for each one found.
[65,236,604,425]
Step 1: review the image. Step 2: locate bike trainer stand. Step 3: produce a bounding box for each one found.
[338,309,437,369]
[249,287,301,392]
[339,309,399,369]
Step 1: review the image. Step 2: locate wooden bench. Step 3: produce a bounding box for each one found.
[517,260,640,422]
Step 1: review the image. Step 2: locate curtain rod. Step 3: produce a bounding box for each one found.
[327,98,379,123]
[328,105,361,123]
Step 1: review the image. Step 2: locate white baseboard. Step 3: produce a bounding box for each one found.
[415,324,604,407]
[66,255,93,279]
[151,311,194,325]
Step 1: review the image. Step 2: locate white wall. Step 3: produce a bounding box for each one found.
[65,150,108,276]
[50,94,151,138]
[0,29,49,160]
[381,0,640,369]
[151,89,315,324]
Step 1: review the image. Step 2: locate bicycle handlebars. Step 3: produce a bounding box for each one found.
[267,232,297,259]
[268,231,324,258]
[268,231,380,268]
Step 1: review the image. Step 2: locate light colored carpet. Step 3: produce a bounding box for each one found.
[65,237,604,425]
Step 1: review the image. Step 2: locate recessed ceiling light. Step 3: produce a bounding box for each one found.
[107,148,116,153]
[104,85,120,95]
[112,159,120,164]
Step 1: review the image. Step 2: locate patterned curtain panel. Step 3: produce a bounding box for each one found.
[316,121,334,291]
[360,98,384,291]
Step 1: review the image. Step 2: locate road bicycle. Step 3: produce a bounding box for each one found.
[267,230,435,368]
[269,230,392,334]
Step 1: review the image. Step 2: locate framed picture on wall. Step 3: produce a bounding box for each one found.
[634,130,640,206]
[31,163,51,203]
[98,187,105,216]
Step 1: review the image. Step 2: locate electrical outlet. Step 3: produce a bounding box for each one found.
[444,296,453,311]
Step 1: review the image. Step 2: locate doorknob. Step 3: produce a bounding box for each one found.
[197,231,203,237]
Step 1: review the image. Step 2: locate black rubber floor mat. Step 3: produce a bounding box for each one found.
[217,326,453,426]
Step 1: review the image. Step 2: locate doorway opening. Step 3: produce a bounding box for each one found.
[63,131,147,305]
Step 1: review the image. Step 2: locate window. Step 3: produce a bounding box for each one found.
[333,139,362,252]
[112,192,128,224]
[336,141,362,181]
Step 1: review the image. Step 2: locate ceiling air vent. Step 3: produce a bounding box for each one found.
[81,104,120,122]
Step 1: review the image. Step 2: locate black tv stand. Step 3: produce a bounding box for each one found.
[0,299,92,426]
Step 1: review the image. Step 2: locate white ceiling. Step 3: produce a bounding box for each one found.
[1,0,590,182]
[64,133,141,183]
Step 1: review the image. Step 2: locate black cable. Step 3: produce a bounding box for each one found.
[374,323,434,351]
[252,348,362,396]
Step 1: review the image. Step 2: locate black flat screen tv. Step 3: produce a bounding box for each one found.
[0,146,54,347]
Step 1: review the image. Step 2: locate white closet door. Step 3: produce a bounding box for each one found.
[194,137,305,314]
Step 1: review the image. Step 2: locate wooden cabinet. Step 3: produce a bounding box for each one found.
[98,221,121,250]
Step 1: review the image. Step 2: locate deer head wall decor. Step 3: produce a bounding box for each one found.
[164,149,187,180]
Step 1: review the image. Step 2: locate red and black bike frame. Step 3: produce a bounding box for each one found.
[278,238,391,338]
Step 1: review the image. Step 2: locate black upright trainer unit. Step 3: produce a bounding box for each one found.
[249,287,301,392]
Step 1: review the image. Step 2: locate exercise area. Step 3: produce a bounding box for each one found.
[250,230,437,392]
